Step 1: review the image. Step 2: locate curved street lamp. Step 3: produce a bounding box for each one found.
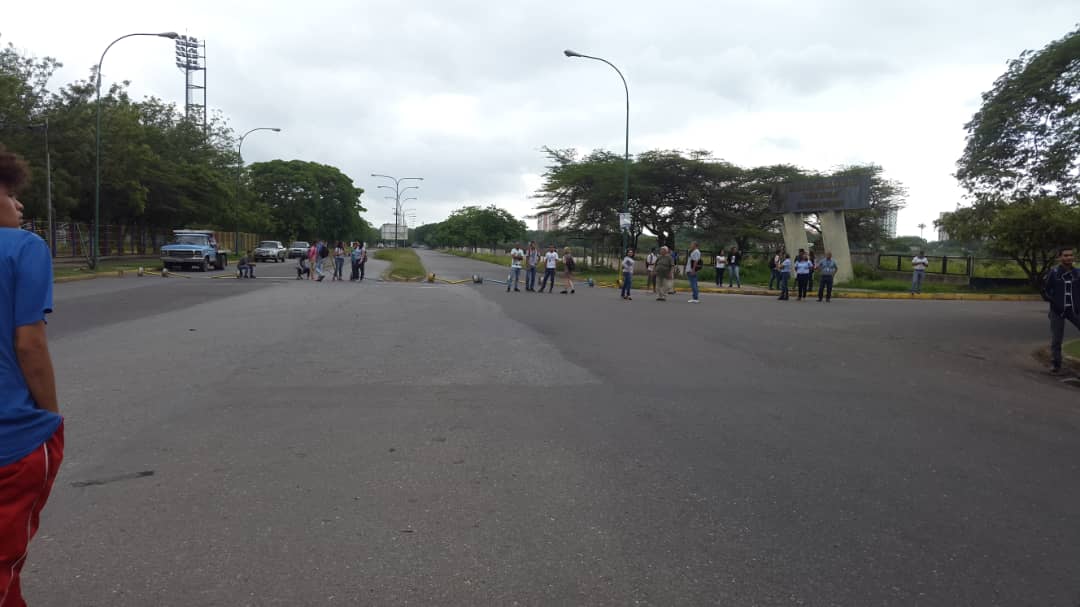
[564,49,630,255]
[92,31,178,269]
[371,174,423,247]
[236,127,282,254]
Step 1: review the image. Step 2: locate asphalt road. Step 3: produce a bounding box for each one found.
[26,249,1080,606]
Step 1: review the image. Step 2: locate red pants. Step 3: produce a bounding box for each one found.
[0,423,63,607]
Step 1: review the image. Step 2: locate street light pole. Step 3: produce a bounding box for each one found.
[371,174,423,247]
[564,49,630,256]
[236,127,281,255]
[93,31,178,269]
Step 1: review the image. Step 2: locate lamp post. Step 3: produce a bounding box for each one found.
[564,49,630,256]
[371,174,422,248]
[236,127,281,255]
[93,31,179,269]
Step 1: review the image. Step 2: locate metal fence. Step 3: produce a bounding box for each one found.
[20,219,261,260]
[875,253,1026,279]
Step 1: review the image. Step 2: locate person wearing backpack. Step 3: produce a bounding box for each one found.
[768,249,782,290]
[315,240,329,282]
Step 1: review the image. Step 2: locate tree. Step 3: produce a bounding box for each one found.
[247,160,369,243]
[956,25,1080,200]
[937,197,1080,286]
[416,205,526,251]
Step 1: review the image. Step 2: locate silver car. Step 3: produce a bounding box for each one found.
[254,241,286,263]
[287,241,310,259]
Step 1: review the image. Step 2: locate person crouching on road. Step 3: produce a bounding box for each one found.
[0,145,65,607]
[296,255,310,280]
[654,246,674,301]
[1043,246,1080,376]
[237,252,256,278]
[621,248,635,300]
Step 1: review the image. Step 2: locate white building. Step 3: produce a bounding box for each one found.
[937,212,950,242]
[536,212,560,232]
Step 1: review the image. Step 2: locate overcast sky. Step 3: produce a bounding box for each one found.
[5,0,1076,237]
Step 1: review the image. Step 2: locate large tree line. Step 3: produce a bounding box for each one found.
[939,25,1080,286]
[0,35,372,250]
[533,149,905,254]
[414,205,527,251]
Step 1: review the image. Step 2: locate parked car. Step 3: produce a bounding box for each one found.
[254,240,286,263]
[160,230,228,272]
[287,241,310,259]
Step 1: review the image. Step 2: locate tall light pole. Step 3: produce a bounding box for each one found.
[564,49,630,257]
[93,31,178,269]
[371,174,422,247]
[236,127,281,255]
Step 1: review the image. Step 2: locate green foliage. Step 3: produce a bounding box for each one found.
[957,25,1080,200]
[853,263,882,280]
[416,205,526,250]
[533,148,906,253]
[247,160,368,243]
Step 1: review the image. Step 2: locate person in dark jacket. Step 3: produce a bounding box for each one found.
[1042,246,1080,375]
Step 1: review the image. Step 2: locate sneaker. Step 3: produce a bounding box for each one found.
[560,290,568,294]
[514,288,521,292]
[317,275,325,282]
[571,290,575,294]
[627,296,632,301]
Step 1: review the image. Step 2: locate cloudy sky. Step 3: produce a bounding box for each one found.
[5,0,1076,237]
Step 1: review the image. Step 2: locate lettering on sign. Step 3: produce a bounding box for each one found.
[771,175,872,214]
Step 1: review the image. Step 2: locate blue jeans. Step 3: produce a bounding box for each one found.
[508,267,521,290]
[769,268,780,289]
[688,273,699,300]
[728,265,740,287]
[911,269,925,293]
[526,266,537,290]
[779,272,790,299]
[621,272,632,297]
[540,268,556,291]
[334,257,345,279]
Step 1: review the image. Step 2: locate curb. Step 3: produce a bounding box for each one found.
[55,273,106,284]
[598,283,1041,302]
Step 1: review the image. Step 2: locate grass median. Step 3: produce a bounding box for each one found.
[1066,340,1080,359]
[374,248,426,281]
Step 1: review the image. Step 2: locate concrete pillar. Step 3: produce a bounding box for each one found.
[781,213,809,260]
[819,210,854,284]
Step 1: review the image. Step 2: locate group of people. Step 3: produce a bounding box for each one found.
[295,240,368,282]
[505,242,578,294]
[770,248,839,302]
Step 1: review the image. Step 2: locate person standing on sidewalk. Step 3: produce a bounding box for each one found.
[768,249,782,290]
[507,243,524,292]
[645,248,658,294]
[1042,247,1080,375]
[686,241,702,303]
[358,242,368,281]
[807,250,816,292]
[0,146,64,607]
[714,250,727,287]
[778,253,792,300]
[332,241,346,281]
[561,247,576,294]
[655,246,674,301]
[525,242,539,292]
[539,245,558,293]
[794,251,813,301]
[816,251,837,302]
[727,246,742,288]
[620,248,636,300]
[911,251,929,294]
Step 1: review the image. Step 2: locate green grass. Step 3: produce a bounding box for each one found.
[374,248,426,280]
[1065,340,1080,359]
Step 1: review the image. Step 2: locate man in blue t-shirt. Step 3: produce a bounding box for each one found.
[0,146,64,605]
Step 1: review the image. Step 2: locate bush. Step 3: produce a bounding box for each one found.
[853,263,882,280]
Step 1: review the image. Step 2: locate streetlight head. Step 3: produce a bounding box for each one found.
[271,128,282,132]
[564,49,583,58]
[159,32,180,39]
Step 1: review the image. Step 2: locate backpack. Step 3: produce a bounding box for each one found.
[768,256,777,270]
[566,257,576,272]
[319,243,329,259]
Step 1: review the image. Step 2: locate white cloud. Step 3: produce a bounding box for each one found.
[4,0,1076,236]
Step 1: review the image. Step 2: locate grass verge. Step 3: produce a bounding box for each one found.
[1065,340,1080,360]
[374,248,426,281]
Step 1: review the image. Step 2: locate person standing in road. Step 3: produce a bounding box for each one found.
[668,247,678,294]
[646,248,658,294]
[654,246,674,301]
[621,248,635,300]
[686,241,702,303]
[778,253,792,300]
[1043,247,1080,375]
[714,249,727,287]
[795,251,813,301]
[540,245,558,293]
[332,241,346,281]
[358,242,368,281]
[911,250,929,294]
[561,247,576,294]
[0,146,64,607]
[816,251,838,302]
[307,241,319,281]
[727,246,742,288]
[525,241,539,292]
[507,243,524,292]
[350,242,362,281]
[316,240,329,282]
[807,250,816,292]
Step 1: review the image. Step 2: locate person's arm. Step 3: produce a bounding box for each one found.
[15,322,58,413]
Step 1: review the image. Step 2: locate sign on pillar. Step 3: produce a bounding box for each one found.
[772,175,870,285]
